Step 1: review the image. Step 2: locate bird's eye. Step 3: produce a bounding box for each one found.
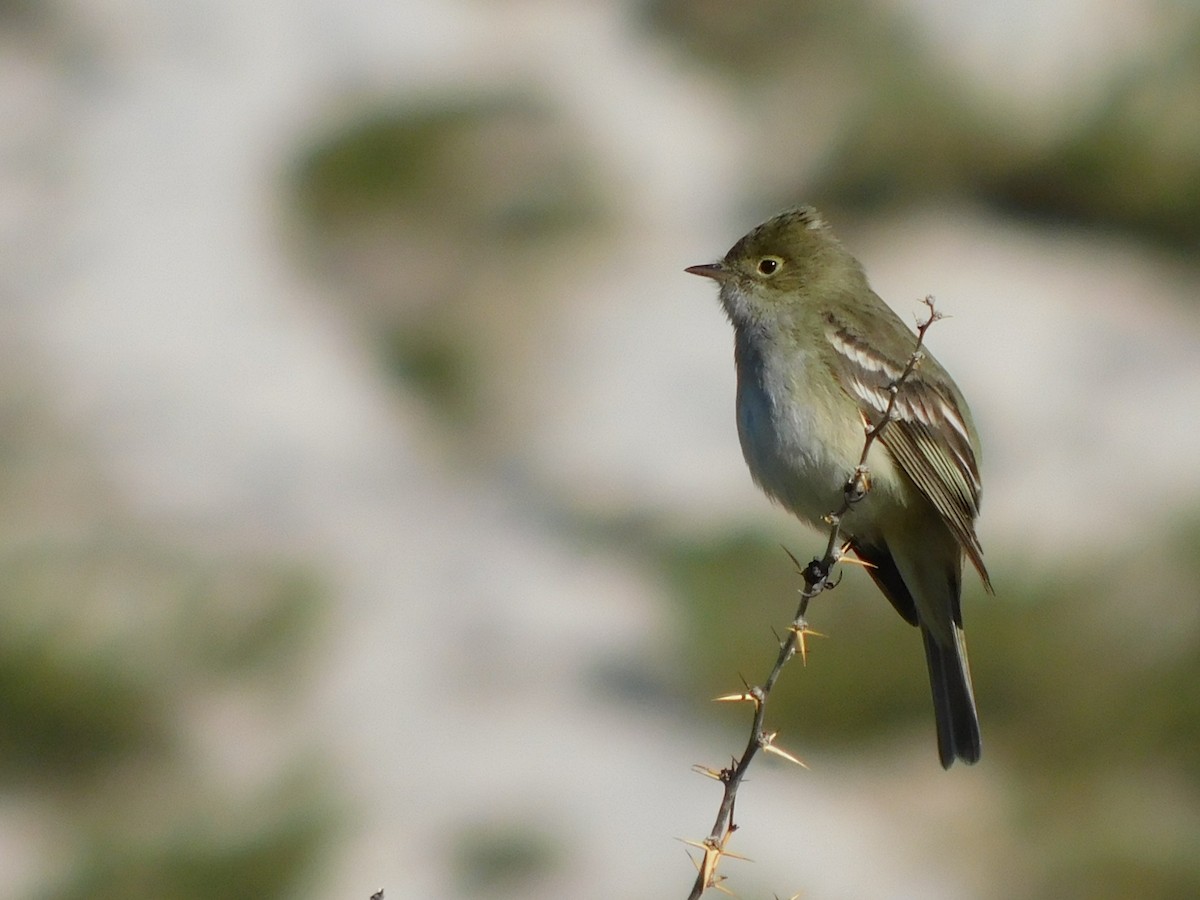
[757,257,782,276]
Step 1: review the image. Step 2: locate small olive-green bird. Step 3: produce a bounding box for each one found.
[687,207,992,768]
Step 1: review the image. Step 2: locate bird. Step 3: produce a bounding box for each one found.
[687,207,992,767]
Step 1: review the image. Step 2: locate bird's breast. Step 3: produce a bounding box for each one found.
[733,337,857,526]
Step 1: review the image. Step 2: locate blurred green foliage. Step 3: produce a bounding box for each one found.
[642,0,1012,211]
[378,322,481,426]
[0,616,169,785]
[990,27,1200,250]
[449,818,564,895]
[641,0,885,79]
[0,538,334,900]
[0,393,334,899]
[44,788,328,900]
[654,529,947,748]
[644,0,1200,256]
[287,93,602,429]
[292,96,594,238]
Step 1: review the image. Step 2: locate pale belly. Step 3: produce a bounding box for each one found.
[734,350,902,537]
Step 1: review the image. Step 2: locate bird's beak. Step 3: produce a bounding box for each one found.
[685,262,730,281]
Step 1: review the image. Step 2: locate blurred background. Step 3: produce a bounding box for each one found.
[1,0,1199,897]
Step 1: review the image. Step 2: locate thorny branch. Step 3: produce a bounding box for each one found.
[684,297,942,899]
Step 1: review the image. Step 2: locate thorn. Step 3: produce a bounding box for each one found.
[789,624,811,665]
[760,732,809,769]
[763,742,809,769]
[711,878,738,897]
[837,554,876,570]
[713,681,762,708]
[714,672,759,704]
[691,764,726,781]
[680,826,754,895]
[713,691,758,704]
[681,838,723,890]
[788,621,825,666]
[699,840,721,890]
[716,846,752,863]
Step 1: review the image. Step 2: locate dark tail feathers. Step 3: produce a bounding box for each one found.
[922,624,981,768]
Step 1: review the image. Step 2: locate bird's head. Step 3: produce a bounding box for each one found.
[687,207,862,332]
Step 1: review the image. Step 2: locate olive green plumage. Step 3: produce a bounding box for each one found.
[689,207,991,767]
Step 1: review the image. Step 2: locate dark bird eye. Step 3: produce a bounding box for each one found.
[757,257,780,275]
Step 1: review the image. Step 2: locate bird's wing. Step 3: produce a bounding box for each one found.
[822,310,992,591]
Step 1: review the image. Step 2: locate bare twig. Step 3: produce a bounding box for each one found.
[684,298,941,899]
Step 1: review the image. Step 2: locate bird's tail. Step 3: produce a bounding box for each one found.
[922,622,981,768]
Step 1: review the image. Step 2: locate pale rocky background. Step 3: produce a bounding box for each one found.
[1,1,1198,898]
